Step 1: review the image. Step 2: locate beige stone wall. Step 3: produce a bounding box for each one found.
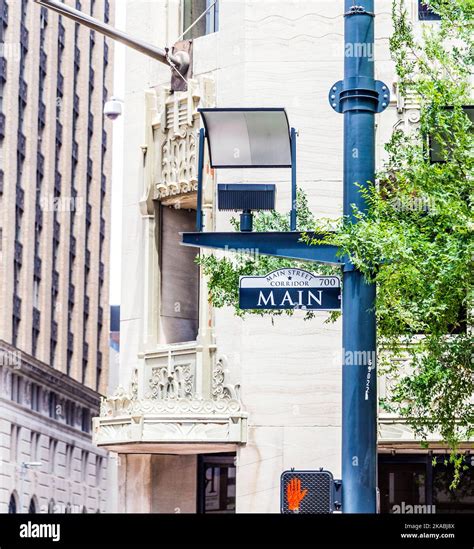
[0,0,114,514]
[0,0,113,393]
[117,453,197,513]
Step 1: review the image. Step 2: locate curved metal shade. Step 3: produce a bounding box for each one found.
[199,108,292,168]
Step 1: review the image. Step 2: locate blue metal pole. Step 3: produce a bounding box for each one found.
[290,128,297,231]
[341,0,377,513]
[196,128,206,231]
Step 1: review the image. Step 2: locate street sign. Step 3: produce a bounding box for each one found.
[239,268,341,310]
[280,469,341,514]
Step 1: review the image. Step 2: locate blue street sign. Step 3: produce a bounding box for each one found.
[239,268,341,310]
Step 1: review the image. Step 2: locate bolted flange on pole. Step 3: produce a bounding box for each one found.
[329,0,389,513]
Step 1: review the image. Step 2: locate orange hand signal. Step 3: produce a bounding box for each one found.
[286,477,308,512]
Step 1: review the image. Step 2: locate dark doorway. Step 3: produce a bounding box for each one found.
[378,454,474,513]
[8,493,17,514]
[159,205,199,344]
[28,497,37,514]
[197,453,236,513]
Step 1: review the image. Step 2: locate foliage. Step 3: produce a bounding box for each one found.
[309,0,473,485]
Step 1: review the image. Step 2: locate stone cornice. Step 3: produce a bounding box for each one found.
[0,339,101,410]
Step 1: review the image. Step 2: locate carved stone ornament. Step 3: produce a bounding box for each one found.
[99,355,243,419]
[152,78,215,202]
[393,80,421,132]
[147,363,193,400]
[100,385,133,418]
[212,356,240,401]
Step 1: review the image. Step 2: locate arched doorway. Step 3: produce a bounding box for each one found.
[28,496,37,514]
[8,493,18,514]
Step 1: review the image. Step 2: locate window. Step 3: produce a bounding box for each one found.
[32,323,40,357]
[33,278,40,308]
[378,454,474,513]
[82,359,88,384]
[30,383,41,412]
[12,316,20,348]
[96,352,102,391]
[418,1,441,20]
[197,453,236,513]
[49,340,56,367]
[183,0,219,40]
[48,392,57,419]
[65,444,74,477]
[11,374,22,403]
[95,455,103,487]
[10,424,21,462]
[81,408,90,433]
[65,401,75,426]
[66,349,73,376]
[81,450,89,482]
[30,431,41,461]
[48,498,55,513]
[48,438,58,474]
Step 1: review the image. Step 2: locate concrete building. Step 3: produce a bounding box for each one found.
[94,0,473,513]
[0,0,114,513]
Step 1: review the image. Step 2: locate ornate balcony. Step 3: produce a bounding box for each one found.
[93,343,247,453]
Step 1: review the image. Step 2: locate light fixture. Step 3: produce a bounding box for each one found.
[199,108,292,168]
[103,96,124,121]
[195,108,297,232]
[22,462,42,468]
[218,184,276,231]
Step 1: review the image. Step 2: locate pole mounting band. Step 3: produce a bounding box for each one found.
[329,80,390,114]
[344,6,375,17]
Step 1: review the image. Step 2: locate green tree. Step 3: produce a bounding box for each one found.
[313,0,473,485]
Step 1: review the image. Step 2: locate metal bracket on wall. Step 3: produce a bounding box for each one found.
[329,80,390,114]
[170,40,193,92]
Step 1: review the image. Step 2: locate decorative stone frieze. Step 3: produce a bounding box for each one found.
[94,345,247,449]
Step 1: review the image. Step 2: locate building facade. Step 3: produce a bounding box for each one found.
[94,0,473,513]
[0,0,114,513]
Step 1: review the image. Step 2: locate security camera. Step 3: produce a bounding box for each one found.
[103,96,123,120]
